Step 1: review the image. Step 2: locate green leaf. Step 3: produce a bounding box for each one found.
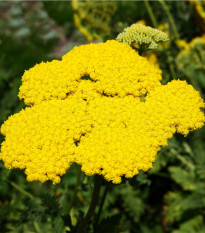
[96,214,123,233]
[173,215,205,233]
[140,225,164,233]
[180,194,205,211]
[53,215,66,233]
[164,191,184,222]
[169,166,196,191]
[40,193,60,217]
[119,183,145,222]
[14,27,30,38]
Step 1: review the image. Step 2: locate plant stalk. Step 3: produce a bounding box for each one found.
[94,182,110,228]
[158,0,179,39]
[144,0,158,28]
[67,165,82,214]
[76,175,103,233]
[10,181,34,199]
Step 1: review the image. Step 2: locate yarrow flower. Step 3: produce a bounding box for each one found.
[0,40,204,184]
[116,23,169,52]
[72,0,116,41]
[177,35,205,89]
[190,0,205,32]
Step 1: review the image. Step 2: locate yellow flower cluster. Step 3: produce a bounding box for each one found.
[157,22,170,48]
[176,39,189,50]
[144,53,159,67]
[77,81,204,182]
[18,40,162,105]
[134,20,170,67]
[190,0,205,32]
[0,40,204,184]
[136,20,170,48]
[177,35,205,67]
[116,23,169,51]
[177,35,205,89]
[72,0,116,41]
[1,99,92,184]
[73,14,93,42]
[177,35,205,55]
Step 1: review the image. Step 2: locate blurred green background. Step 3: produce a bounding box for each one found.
[0,1,205,233]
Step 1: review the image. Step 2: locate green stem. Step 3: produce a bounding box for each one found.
[10,181,34,199]
[33,221,42,233]
[144,0,158,28]
[183,142,195,158]
[167,54,176,78]
[158,0,179,39]
[67,165,82,214]
[138,48,144,56]
[176,154,195,171]
[94,182,110,228]
[151,171,170,178]
[76,175,103,233]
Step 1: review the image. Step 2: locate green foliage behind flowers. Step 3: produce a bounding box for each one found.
[177,36,205,94]
[41,1,75,37]
[164,131,205,232]
[0,1,59,126]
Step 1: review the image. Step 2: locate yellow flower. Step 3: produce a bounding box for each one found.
[176,39,189,49]
[190,0,205,32]
[72,0,116,41]
[0,40,204,184]
[143,53,159,68]
[176,35,205,90]
[135,20,170,49]
[136,20,146,26]
[18,40,162,105]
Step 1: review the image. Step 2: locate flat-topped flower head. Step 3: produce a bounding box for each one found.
[0,40,204,184]
[116,23,169,53]
[18,40,162,106]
